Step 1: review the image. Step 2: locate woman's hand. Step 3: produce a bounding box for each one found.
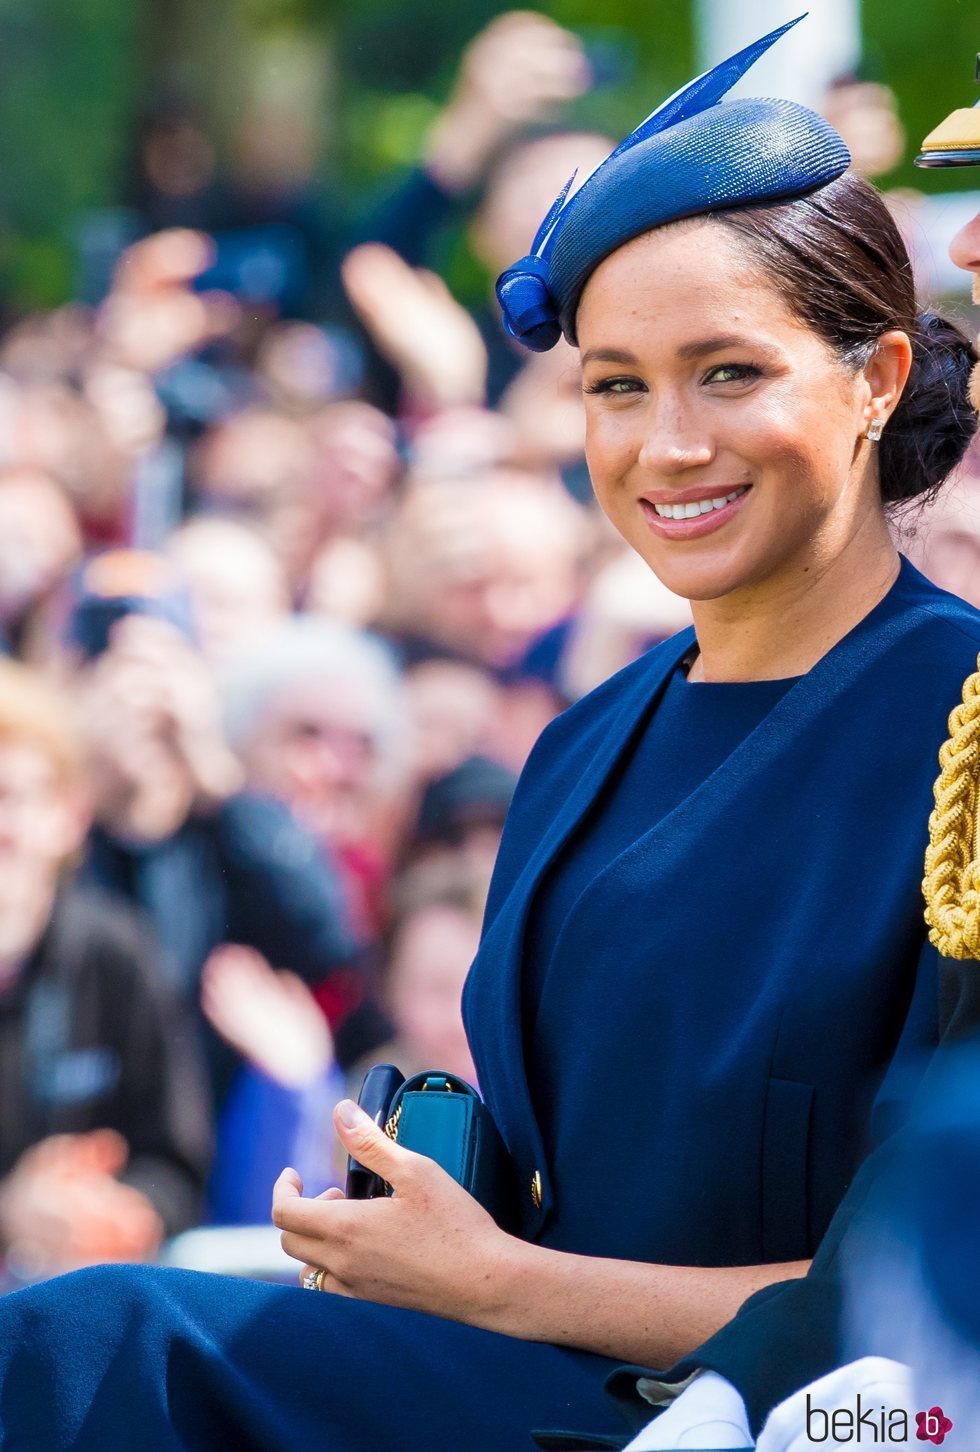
[271,1099,518,1327]
[274,1102,812,1365]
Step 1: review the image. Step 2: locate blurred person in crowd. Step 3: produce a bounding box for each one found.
[0,306,96,387]
[345,858,487,1097]
[1,231,238,549]
[305,534,389,629]
[255,322,366,415]
[406,754,517,886]
[126,98,337,321]
[0,658,210,1283]
[12,381,135,544]
[167,516,290,671]
[200,944,343,1226]
[223,615,409,949]
[189,403,314,520]
[200,859,487,1223]
[70,552,358,1080]
[819,75,905,180]
[344,244,594,495]
[342,240,491,416]
[188,403,322,588]
[359,12,607,408]
[270,402,401,627]
[557,546,694,704]
[348,128,611,415]
[497,337,586,472]
[98,228,239,380]
[407,404,514,481]
[127,98,228,237]
[305,399,401,538]
[0,467,81,662]
[379,470,589,675]
[403,659,503,786]
[903,80,980,600]
[902,456,980,608]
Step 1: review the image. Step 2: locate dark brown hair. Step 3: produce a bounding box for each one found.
[713,170,977,508]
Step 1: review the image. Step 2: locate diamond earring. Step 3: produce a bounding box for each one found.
[866,418,885,442]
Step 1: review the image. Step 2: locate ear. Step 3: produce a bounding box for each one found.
[860,330,914,431]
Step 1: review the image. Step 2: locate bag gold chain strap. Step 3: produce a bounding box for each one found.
[923,654,980,958]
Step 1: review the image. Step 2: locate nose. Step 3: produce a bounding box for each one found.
[637,395,715,475]
[949,211,980,274]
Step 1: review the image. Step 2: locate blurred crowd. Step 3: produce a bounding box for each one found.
[0,11,977,1285]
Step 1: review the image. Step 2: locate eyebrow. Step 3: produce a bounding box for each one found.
[580,335,766,368]
[676,334,760,361]
[579,346,639,367]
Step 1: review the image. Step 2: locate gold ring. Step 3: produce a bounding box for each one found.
[302,1268,326,1291]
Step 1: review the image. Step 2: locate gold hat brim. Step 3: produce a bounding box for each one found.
[915,106,980,168]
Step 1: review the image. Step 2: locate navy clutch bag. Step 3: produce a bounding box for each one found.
[346,1064,517,1231]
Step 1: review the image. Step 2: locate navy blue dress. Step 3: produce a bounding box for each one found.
[1,557,979,1451]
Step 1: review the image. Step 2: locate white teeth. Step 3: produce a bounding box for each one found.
[651,486,748,520]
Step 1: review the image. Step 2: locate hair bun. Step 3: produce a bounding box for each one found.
[495,256,562,353]
[879,309,978,506]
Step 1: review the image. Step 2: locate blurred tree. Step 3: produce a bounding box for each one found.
[862,0,980,190]
[0,0,974,311]
[0,0,139,308]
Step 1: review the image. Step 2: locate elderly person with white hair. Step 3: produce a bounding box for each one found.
[197,620,411,1223]
[223,616,410,946]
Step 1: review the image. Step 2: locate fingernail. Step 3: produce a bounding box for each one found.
[336,1099,363,1129]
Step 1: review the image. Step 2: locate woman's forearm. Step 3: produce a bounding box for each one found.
[482,1239,810,1366]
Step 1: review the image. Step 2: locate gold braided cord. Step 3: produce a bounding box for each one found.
[923,653,980,958]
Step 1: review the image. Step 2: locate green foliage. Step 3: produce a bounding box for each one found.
[0,0,975,310]
[0,0,140,306]
[863,0,979,193]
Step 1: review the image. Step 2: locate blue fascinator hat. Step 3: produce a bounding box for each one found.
[496,15,851,353]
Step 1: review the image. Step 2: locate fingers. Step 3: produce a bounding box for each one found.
[331,1100,417,1189]
[297,1263,353,1297]
[279,1228,346,1266]
[80,1128,129,1176]
[271,1167,304,1221]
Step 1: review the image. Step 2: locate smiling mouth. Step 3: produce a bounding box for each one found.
[649,485,750,520]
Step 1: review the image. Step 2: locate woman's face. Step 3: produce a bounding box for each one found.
[576,219,879,603]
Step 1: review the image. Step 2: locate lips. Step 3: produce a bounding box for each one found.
[648,485,749,520]
[638,484,752,540]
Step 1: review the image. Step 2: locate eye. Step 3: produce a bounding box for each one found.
[582,375,645,396]
[703,362,763,386]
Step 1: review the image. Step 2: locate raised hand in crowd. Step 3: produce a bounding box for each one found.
[341,243,488,412]
[97,228,238,375]
[0,1130,163,1277]
[77,614,242,835]
[424,11,591,194]
[201,945,334,1091]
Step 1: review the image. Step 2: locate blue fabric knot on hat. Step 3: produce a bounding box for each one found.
[495,13,851,352]
[496,253,561,353]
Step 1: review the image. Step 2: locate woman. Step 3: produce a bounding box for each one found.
[1,22,978,1452]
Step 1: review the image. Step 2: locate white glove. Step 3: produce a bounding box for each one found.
[756,1358,915,1452]
[624,1372,753,1449]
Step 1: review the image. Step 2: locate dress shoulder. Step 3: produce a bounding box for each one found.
[894,556,980,654]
